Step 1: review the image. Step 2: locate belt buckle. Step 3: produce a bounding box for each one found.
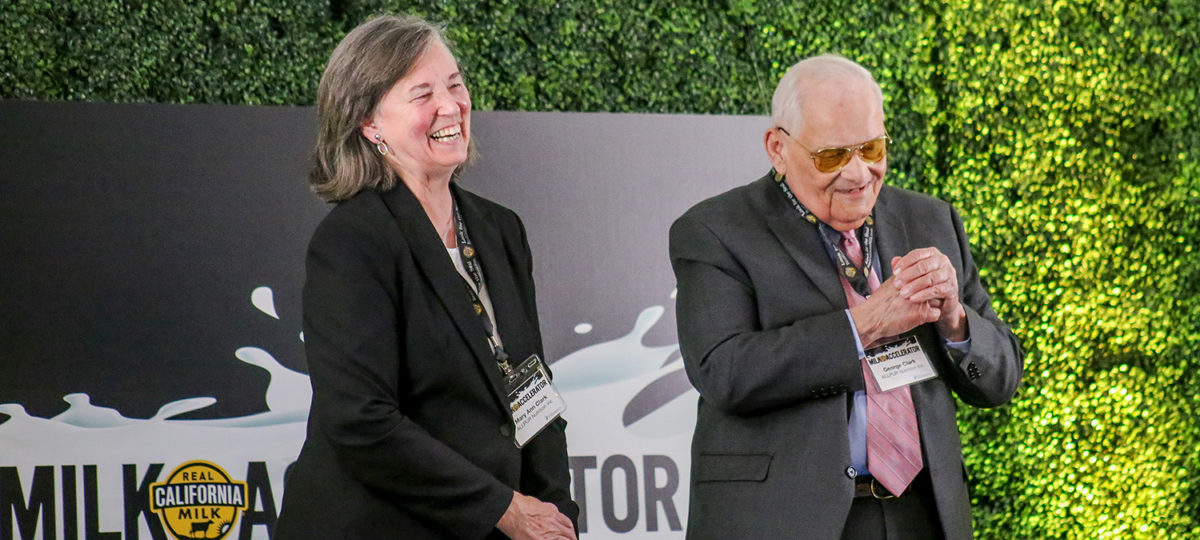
[870,478,896,500]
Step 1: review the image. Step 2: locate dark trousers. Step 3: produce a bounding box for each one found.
[839,471,945,540]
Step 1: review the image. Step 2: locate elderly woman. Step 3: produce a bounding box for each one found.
[275,15,577,540]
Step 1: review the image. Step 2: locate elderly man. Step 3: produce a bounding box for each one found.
[669,54,1024,539]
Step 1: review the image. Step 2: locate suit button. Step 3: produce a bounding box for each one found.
[499,424,512,438]
[845,466,858,479]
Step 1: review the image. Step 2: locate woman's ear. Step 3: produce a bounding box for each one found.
[361,120,379,143]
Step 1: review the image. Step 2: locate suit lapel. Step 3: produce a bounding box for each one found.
[872,186,910,281]
[378,184,510,409]
[871,187,946,422]
[757,175,847,309]
[453,185,534,363]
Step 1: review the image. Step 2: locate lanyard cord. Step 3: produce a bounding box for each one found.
[451,197,512,375]
[773,170,876,298]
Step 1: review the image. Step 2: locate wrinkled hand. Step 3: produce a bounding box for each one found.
[849,247,967,345]
[849,270,939,347]
[890,247,967,341]
[496,492,576,540]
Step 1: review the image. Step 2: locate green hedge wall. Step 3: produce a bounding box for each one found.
[3,0,1198,537]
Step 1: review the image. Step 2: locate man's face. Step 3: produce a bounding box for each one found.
[769,75,887,232]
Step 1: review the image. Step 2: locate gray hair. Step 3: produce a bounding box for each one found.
[310,15,456,202]
[771,54,884,135]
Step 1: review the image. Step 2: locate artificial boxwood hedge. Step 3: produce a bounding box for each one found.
[3,0,1198,537]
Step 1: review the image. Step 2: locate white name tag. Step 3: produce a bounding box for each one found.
[864,335,938,392]
[505,355,567,448]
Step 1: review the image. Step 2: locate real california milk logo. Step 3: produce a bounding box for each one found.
[150,460,249,539]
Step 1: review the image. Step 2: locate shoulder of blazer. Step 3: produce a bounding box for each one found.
[876,184,952,219]
[316,188,407,235]
[307,189,409,259]
[323,183,515,247]
[452,184,523,233]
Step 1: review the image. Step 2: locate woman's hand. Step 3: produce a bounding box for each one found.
[496,491,577,540]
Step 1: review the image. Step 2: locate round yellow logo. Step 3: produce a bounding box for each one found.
[150,461,248,540]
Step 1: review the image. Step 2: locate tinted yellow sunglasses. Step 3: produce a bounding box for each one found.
[777,127,891,173]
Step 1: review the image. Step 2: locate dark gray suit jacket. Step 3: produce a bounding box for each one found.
[276,183,576,539]
[669,174,1023,539]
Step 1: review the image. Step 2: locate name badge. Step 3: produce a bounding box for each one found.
[864,335,938,392]
[504,354,567,448]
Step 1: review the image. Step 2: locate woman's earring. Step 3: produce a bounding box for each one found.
[373,134,389,156]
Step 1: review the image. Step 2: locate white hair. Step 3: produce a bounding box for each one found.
[771,54,884,134]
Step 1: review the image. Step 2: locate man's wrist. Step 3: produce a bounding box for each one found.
[937,303,968,341]
[849,305,880,346]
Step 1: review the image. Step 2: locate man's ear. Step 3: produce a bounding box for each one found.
[764,128,788,176]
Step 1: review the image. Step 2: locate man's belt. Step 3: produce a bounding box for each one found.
[853,476,899,499]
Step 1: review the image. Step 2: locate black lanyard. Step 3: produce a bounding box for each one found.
[773,170,876,297]
[451,197,511,375]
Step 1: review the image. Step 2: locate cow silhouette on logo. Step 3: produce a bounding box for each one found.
[189,520,213,538]
[187,517,233,539]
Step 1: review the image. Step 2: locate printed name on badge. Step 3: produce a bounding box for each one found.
[864,335,938,392]
[505,355,567,447]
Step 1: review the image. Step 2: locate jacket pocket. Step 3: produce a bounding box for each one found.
[693,453,772,483]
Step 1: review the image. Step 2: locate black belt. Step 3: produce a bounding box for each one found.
[853,476,900,499]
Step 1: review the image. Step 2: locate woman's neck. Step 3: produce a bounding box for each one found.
[401,172,456,248]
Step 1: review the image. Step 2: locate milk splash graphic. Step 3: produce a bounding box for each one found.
[543,291,696,538]
[0,287,696,539]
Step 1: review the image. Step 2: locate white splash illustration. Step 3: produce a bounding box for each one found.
[150,397,218,420]
[556,304,698,440]
[50,393,140,428]
[555,301,697,538]
[47,394,222,428]
[234,347,311,415]
[250,286,279,319]
[553,306,680,392]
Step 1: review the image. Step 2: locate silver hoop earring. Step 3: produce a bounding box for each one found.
[376,142,390,156]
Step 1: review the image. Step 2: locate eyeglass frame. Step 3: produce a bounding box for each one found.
[775,126,893,173]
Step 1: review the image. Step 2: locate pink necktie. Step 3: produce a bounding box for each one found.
[839,229,923,495]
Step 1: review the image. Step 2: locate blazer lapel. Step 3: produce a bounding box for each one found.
[872,186,910,281]
[756,175,847,309]
[453,185,535,363]
[871,186,946,421]
[378,184,510,409]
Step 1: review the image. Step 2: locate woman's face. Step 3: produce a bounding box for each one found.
[363,40,471,181]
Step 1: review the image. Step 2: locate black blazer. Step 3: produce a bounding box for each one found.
[276,182,577,539]
[669,174,1024,539]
